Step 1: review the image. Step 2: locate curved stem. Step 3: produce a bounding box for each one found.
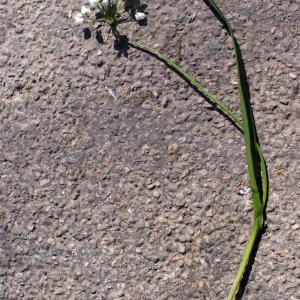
[226,216,263,300]
[128,40,242,126]
[128,40,268,207]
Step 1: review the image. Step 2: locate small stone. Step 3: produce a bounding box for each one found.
[15,27,24,34]
[178,243,186,254]
[32,93,40,101]
[144,253,159,263]
[40,179,49,186]
[289,73,297,80]
[279,99,289,105]
[227,59,235,67]
[54,289,65,295]
[26,223,35,232]
[158,293,170,300]
[0,55,8,67]
[176,234,193,243]
[109,288,125,299]
[1,47,10,56]
[74,273,81,280]
[102,234,116,245]
[206,210,213,217]
[153,190,160,198]
[197,281,206,289]
[98,71,105,81]
[141,144,150,155]
[25,32,35,42]
[147,183,156,190]
[167,143,180,155]
[215,121,225,128]
[162,97,170,108]
[0,252,10,268]
[143,70,152,78]
[96,59,104,67]
[135,247,142,254]
[228,224,235,231]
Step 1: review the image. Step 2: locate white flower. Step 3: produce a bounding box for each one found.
[135,12,146,21]
[74,16,84,25]
[72,11,85,25]
[81,5,91,15]
[88,0,99,8]
[102,0,110,6]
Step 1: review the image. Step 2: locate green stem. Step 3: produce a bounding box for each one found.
[257,145,268,208]
[128,40,242,126]
[226,216,263,300]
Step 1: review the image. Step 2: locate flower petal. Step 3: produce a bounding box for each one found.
[88,0,99,8]
[135,12,146,21]
[72,11,85,24]
[102,0,110,7]
[72,10,83,20]
[81,5,91,15]
[74,17,84,25]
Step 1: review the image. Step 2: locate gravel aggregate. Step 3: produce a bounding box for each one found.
[0,0,299,299]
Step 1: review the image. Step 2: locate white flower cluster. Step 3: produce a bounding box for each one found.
[72,0,146,25]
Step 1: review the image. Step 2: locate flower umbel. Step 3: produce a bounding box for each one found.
[71,0,147,38]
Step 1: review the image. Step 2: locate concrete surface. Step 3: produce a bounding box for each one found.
[0,0,299,299]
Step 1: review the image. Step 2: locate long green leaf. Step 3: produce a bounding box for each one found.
[204,0,262,217]
[204,0,265,298]
[128,40,242,126]
[128,33,268,298]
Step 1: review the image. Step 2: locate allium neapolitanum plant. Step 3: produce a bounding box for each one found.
[72,0,268,298]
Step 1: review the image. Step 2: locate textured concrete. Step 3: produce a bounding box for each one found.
[0,0,299,299]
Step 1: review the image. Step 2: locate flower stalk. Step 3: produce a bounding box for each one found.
[71,1,268,299]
